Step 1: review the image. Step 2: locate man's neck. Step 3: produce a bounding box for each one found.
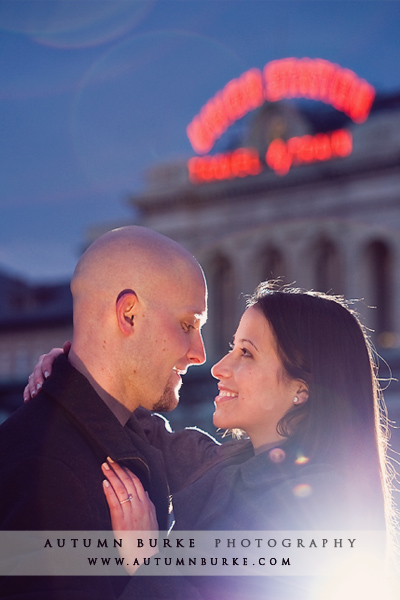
[68,348,132,426]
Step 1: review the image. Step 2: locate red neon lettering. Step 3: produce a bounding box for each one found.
[188,149,261,184]
[263,58,374,122]
[188,130,352,182]
[188,157,208,182]
[238,148,262,176]
[346,81,375,123]
[314,60,337,102]
[188,59,372,153]
[230,148,257,177]
[263,60,279,101]
[282,58,298,98]
[304,59,320,99]
[266,129,352,175]
[266,139,292,175]
[330,130,352,156]
[242,68,264,110]
[298,135,315,163]
[186,116,214,155]
[264,58,293,101]
[213,155,231,180]
[223,78,247,121]
[201,94,230,140]
[222,69,264,122]
[313,133,332,161]
[297,59,314,97]
[329,68,357,113]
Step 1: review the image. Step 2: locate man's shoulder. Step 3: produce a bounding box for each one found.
[0,390,85,461]
[0,391,60,437]
[0,389,110,530]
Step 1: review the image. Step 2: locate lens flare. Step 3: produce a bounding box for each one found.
[292,483,312,498]
[0,1,155,50]
[311,553,399,600]
[269,448,286,463]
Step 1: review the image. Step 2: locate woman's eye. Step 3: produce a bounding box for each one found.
[182,323,193,332]
[241,347,252,358]
[228,341,234,351]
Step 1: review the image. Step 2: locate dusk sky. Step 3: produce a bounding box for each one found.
[1,0,400,282]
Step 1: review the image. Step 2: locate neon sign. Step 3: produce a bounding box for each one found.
[188,130,352,183]
[187,58,375,155]
[266,129,352,176]
[188,148,262,183]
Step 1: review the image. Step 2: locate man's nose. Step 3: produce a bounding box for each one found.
[189,331,206,365]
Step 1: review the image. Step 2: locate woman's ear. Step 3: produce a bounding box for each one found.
[293,382,309,406]
[116,291,138,335]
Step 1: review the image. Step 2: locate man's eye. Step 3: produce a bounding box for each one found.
[182,323,193,332]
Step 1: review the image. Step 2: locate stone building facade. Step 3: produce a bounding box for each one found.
[0,273,72,420]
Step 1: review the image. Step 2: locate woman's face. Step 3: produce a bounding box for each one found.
[211,305,303,449]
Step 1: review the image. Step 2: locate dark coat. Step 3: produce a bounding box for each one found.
[172,441,375,530]
[0,355,170,599]
[170,441,386,600]
[119,440,386,600]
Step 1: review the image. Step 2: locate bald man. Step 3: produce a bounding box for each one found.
[0,226,211,599]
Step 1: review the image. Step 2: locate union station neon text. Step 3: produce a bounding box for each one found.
[187,58,374,155]
[188,130,353,183]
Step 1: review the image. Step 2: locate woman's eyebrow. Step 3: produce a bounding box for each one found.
[234,336,259,352]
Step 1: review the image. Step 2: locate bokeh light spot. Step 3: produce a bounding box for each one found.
[269,448,286,463]
[293,483,312,498]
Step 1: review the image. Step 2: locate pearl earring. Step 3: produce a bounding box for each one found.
[293,396,299,404]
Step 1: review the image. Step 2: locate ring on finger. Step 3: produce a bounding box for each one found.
[120,494,133,505]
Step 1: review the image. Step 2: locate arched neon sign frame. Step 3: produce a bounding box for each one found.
[187,57,375,157]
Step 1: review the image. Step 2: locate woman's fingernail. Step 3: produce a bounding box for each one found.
[36,383,42,390]
[44,371,49,378]
[102,462,110,470]
[107,456,115,463]
[103,480,110,488]
[32,390,36,397]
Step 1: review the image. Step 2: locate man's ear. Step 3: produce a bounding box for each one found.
[116,291,138,335]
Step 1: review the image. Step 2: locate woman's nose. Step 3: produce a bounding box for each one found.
[211,352,231,380]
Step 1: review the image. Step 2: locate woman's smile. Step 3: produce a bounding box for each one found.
[211,306,305,449]
[214,386,238,404]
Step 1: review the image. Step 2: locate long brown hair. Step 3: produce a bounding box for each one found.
[248,282,394,531]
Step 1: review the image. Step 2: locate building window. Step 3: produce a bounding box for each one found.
[314,239,342,294]
[208,254,235,358]
[366,240,395,347]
